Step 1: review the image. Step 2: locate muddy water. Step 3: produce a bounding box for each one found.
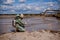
[0,17,60,34]
[24,17,60,32]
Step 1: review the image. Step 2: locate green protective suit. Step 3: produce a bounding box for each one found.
[15,19,25,32]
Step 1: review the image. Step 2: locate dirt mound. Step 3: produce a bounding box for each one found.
[0,30,60,40]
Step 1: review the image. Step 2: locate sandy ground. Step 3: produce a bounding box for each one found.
[0,30,60,40]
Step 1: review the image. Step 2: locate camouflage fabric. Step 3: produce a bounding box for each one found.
[16,24,25,32]
[15,19,25,32]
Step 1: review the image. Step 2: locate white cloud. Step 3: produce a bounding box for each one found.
[1,5,7,9]
[49,3,54,6]
[20,4,26,7]
[1,5,14,9]
[47,7,53,10]
[15,4,26,10]
[44,2,57,6]
[26,6,32,9]
[34,6,45,11]
[44,2,54,4]
[23,8,27,10]
[11,10,15,12]
[4,0,15,4]
[13,4,32,10]
[47,8,51,10]
[19,0,26,2]
[35,7,40,10]
[48,3,55,6]
[15,5,21,9]
[1,4,26,10]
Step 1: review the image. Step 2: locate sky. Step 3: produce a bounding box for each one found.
[0,0,60,14]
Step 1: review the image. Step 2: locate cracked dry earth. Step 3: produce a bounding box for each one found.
[0,30,60,40]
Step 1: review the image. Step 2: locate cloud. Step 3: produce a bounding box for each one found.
[1,3,46,13]
[49,3,54,6]
[44,2,58,6]
[47,8,52,10]
[4,0,15,4]
[11,10,15,12]
[26,5,32,9]
[1,5,14,9]
[1,1,59,14]
[19,0,26,2]
[34,7,41,10]
[1,5,7,9]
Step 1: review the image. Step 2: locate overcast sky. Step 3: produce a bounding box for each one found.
[0,0,60,14]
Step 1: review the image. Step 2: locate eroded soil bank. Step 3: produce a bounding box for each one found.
[0,30,60,40]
